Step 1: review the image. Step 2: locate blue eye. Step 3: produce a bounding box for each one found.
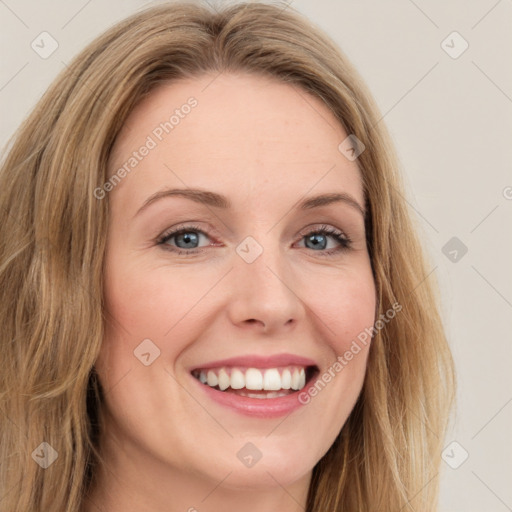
[157,224,352,257]
[158,224,210,254]
[171,231,202,249]
[298,225,352,255]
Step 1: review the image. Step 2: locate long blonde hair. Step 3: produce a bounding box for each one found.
[0,2,455,510]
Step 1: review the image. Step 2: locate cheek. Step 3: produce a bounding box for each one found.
[102,254,186,337]
[98,251,187,386]
[305,263,376,351]
[99,249,222,390]
[292,263,375,453]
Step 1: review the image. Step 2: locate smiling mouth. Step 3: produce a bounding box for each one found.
[191,365,319,399]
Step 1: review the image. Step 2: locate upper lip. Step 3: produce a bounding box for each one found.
[189,353,318,372]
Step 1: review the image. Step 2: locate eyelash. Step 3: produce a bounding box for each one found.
[156,223,352,257]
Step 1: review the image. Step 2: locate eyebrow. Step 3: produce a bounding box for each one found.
[134,188,365,218]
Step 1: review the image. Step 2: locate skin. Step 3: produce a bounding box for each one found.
[86,72,376,512]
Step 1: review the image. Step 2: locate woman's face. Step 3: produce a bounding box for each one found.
[98,72,376,492]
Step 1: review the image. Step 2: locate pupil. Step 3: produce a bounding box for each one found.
[177,232,198,248]
[306,234,326,250]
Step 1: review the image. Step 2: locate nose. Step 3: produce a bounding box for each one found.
[225,241,305,334]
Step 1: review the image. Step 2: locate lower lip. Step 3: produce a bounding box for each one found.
[190,374,311,418]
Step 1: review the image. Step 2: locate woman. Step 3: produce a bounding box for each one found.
[0,2,455,511]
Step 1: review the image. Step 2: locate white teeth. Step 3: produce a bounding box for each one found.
[195,365,312,393]
[298,368,306,389]
[230,369,245,389]
[245,368,263,390]
[218,368,230,391]
[263,368,282,390]
[281,369,292,389]
[236,390,290,399]
[291,369,300,390]
[207,370,218,387]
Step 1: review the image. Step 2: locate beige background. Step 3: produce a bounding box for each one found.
[1,0,511,510]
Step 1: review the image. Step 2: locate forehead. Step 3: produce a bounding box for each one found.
[108,72,363,212]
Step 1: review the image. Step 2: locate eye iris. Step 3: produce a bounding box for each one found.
[305,233,326,250]
[176,232,199,249]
